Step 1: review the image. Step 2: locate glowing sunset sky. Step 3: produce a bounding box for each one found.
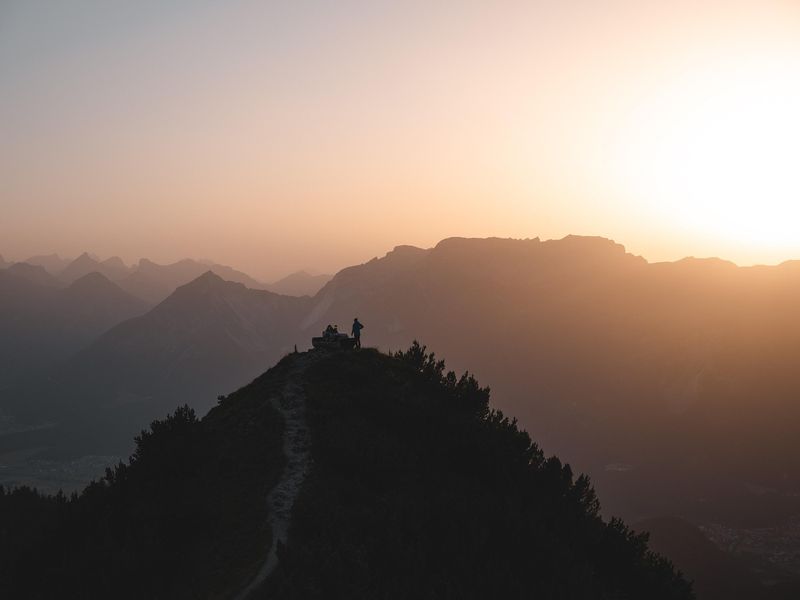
[2,1,799,279]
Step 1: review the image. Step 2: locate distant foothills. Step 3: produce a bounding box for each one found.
[3,235,800,597]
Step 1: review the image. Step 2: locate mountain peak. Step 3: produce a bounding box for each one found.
[6,262,61,287]
[175,270,235,295]
[74,252,98,263]
[67,270,114,290]
[557,234,626,252]
[102,256,128,270]
[62,252,99,271]
[388,244,426,255]
[197,269,225,283]
[52,252,132,283]
[373,244,428,266]
[23,253,70,274]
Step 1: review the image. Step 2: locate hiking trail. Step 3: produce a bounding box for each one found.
[234,353,314,599]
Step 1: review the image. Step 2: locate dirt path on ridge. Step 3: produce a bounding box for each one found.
[234,353,315,599]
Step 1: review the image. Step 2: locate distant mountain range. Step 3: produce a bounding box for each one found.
[52,272,312,415]
[114,257,268,304]
[5,262,62,288]
[58,253,132,284]
[3,236,800,585]
[24,253,72,274]
[1,252,331,303]
[0,268,148,390]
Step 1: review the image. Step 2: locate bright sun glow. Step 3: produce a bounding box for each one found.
[614,55,800,252]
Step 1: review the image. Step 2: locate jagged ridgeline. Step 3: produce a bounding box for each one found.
[0,346,693,599]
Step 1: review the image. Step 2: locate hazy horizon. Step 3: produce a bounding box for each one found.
[3,0,800,280]
[7,229,800,284]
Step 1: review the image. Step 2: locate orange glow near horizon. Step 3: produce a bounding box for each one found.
[2,1,800,279]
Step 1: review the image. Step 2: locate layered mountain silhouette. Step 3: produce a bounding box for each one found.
[6,251,326,302]
[265,270,332,297]
[292,237,800,525]
[0,267,148,389]
[0,347,693,600]
[58,252,133,283]
[5,262,62,287]
[113,258,270,304]
[4,272,313,453]
[24,253,71,274]
[5,236,800,559]
[65,271,310,410]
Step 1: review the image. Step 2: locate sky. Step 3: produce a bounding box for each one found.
[2,0,800,280]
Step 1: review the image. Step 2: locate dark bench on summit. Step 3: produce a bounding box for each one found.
[312,325,357,351]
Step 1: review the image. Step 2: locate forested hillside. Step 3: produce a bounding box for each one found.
[0,346,692,599]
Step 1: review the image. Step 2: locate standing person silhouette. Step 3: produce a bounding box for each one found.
[351,318,364,349]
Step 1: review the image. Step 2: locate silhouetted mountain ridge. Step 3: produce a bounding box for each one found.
[6,235,800,544]
[24,253,72,274]
[5,262,62,287]
[115,257,268,303]
[0,347,693,599]
[0,268,148,390]
[6,251,329,303]
[292,235,800,531]
[11,271,314,450]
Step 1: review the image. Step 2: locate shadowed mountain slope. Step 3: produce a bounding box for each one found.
[116,258,268,304]
[5,273,313,455]
[24,253,71,274]
[298,236,800,525]
[61,272,309,410]
[60,272,150,335]
[0,347,693,600]
[5,262,63,287]
[265,270,332,297]
[0,269,148,389]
